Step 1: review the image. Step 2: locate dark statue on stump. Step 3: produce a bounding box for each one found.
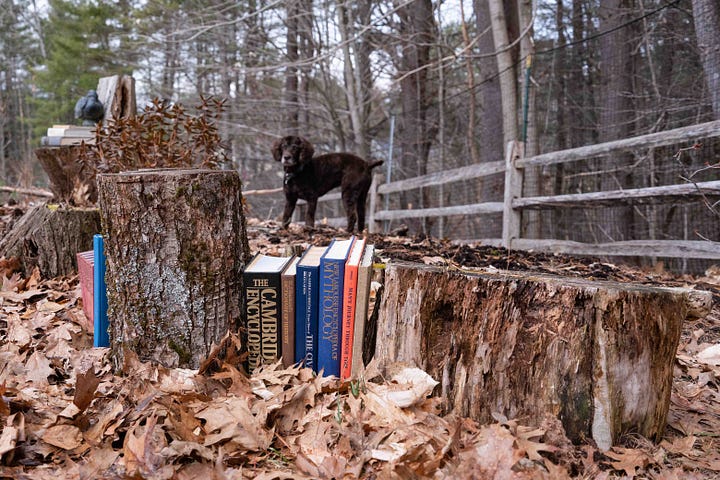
[74,90,105,125]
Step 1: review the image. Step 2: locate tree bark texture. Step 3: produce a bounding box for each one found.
[692,0,720,119]
[372,261,711,449]
[96,169,251,370]
[34,146,97,206]
[0,203,100,278]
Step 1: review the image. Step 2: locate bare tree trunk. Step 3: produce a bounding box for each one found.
[395,0,436,234]
[460,1,479,165]
[597,0,636,243]
[692,0,720,119]
[488,0,518,148]
[475,0,504,164]
[284,1,300,133]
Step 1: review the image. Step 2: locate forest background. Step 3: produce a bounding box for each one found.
[1,0,718,272]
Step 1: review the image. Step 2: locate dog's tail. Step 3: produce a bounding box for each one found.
[368,160,384,169]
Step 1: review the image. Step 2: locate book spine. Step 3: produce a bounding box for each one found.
[93,235,109,348]
[317,258,344,377]
[295,267,318,370]
[281,272,295,368]
[244,271,281,373]
[339,263,358,380]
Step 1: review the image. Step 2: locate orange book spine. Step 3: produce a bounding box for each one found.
[339,262,359,380]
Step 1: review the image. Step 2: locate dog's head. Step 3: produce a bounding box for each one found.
[271,136,314,171]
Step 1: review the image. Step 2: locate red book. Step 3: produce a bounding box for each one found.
[339,237,366,380]
[76,250,94,331]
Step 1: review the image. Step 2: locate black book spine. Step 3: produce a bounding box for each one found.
[243,271,282,373]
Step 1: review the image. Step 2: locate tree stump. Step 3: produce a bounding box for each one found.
[0,203,100,278]
[35,146,97,206]
[97,168,250,370]
[372,261,712,449]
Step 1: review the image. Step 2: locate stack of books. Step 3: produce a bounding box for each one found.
[41,125,96,146]
[242,236,375,379]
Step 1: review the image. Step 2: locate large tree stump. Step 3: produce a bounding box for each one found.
[35,146,97,206]
[372,261,712,449]
[97,169,250,370]
[0,203,100,278]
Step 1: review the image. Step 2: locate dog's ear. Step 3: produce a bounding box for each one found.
[271,138,283,162]
[299,137,314,164]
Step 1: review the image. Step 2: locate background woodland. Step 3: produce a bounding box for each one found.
[1,0,719,270]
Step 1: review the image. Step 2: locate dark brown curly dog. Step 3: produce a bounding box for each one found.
[272,135,383,232]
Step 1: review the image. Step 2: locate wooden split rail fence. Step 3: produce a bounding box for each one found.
[245,120,720,260]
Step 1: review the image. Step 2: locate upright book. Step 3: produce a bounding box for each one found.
[317,237,355,377]
[280,256,299,368]
[350,244,375,378]
[295,245,328,371]
[339,237,366,380]
[243,254,295,374]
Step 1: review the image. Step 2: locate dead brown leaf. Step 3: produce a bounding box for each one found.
[41,424,83,450]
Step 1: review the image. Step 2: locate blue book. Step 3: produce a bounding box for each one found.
[93,234,109,348]
[294,245,328,371]
[317,237,355,377]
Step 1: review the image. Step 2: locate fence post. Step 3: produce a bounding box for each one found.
[368,172,382,233]
[502,141,523,249]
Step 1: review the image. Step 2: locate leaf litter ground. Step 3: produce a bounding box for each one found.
[0,211,719,479]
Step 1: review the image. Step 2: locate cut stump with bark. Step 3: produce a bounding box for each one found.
[97,168,250,370]
[372,261,712,449]
[35,145,97,206]
[0,203,100,278]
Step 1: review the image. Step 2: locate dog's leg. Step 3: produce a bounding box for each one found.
[356,188,369,232]
[342,194,358,232]
[305,197,318,228]
[282,193,298,228]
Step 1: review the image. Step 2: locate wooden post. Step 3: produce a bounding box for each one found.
[368,173,382,233]
[372,261,712,449]
[97,168,251,370]
[502,141,523,248]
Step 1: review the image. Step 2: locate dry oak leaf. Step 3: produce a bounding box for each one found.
[24,351,55,385]
[603,446,653,477]
[123,415,174,479]
[41,424,83,450]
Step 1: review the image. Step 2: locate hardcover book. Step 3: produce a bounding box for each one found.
[317,237,355,377]
[281,256,300,368]
[295,245,327,371]
[243,253,295,374]
[46,126,95,137]
[339,237,366,380]
[76,250,94,331]
[350,244,375,378]
[41,135,96,146]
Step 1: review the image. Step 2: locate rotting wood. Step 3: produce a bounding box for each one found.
[0,203,100,278]
[97,168,250,370]
[96,74,136,123]
[372,261,712,450]
[34,146,97,206]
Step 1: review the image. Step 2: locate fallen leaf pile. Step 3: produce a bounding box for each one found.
[0,216,718,478]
